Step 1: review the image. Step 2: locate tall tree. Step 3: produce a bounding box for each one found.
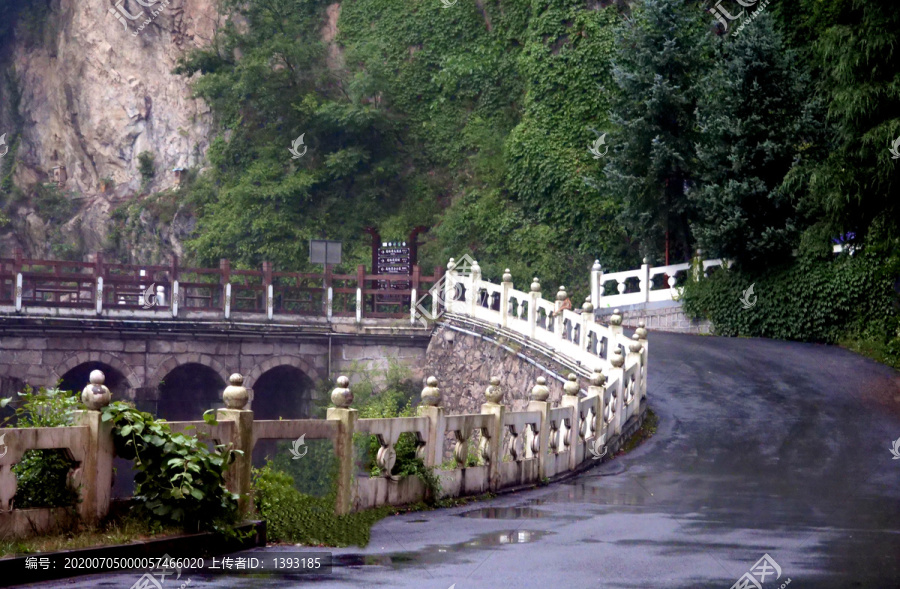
[807,0,900,240]
[602,0,712,263]
[690,14,810,266]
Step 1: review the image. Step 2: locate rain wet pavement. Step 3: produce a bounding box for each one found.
[19,333,900,589]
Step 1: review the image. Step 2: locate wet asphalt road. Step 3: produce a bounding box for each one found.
[20,333,900,589]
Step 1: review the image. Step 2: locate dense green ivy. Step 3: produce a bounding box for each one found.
[681,251,899,344]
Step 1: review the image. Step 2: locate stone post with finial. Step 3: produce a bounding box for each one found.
[580,296,594,353]
[559,373,582,470]
[481,376,505,491]
[326,376,357,515]
[445,258,458,314]
[417,376,445,469]
[217,373,254,515]
[588,366,607,446]
[554,285,568,337]
[627,333,644,415]
[526,376,552,479]
[641,257,651,303]
[590,260,603,309]
[608,349,626,436]
[635,320,649,401]
[500,268,512,328]
[528,277,541,339]
[76,369,115,524]
[468,259,482,316]
[607,307,624,360]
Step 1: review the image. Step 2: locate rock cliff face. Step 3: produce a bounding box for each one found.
[0,0,221,259]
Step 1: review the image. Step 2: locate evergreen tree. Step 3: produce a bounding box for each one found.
[690,14,809,266]
[805,0,900,240]
[602,0,712,263]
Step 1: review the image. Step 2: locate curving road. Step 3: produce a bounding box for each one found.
[22,333,900,588]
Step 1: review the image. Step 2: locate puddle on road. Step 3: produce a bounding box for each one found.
[459,506,551,519]
[333,529,552,569]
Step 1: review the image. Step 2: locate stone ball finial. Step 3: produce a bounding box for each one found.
[331,375,353,408]
[582,296,594,313]
[485,376,503,404]
[610,308,623,326]
[81,370,111,410]
[502,268,512,283]
[530,376,550,402]
[629,332,643,353]
[590,366,607,387]
[592,260,601,272]
[447,257,456,271]
[223,373,249,409]
[421,376,441,406]
[471,260,481,274]
[563,373,580,396]
[642,257,649,265]
[556,286,568,302]
[530,277,541,292]
[610,348,625,368]
[636,320,648,340]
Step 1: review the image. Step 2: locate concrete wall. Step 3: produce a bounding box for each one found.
[596,302,712,335]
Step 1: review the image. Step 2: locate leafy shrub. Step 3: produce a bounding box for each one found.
[100,402,241,532]
[681,251,899,344]
[1,386,82,509]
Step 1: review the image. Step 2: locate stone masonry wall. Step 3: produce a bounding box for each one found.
[423,323,573,415]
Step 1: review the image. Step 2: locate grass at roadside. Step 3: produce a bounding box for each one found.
[0,512,182,558]
[617,408,659,455]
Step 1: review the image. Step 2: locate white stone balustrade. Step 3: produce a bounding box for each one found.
[591,253,728,309]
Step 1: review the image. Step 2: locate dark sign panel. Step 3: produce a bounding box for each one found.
[309,240,342,265]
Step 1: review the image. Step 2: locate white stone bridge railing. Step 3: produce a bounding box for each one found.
[0,258,653,538]
[589,252,728,309]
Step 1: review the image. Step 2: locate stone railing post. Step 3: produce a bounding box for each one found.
[93,252,104,315]
[14,272,22,312]
[528,277,541,339]
[409,265,420,325]
[693,249,703,282]
[468,260,481,316]
[641,257,650,303]
[587,366,607,448]
[325,264,334,321]
[417,377,445,469]
[559,374,581,471]
[445,258,459,314]
[500,269,512,328]
[220,259,232,319]
[76,370,114,525]
[607,308,623,360]
[216,373,254,516]
[327,376,357,516]
[554,286,567,338]
[481,376,505,492]
[636,321,649,401]
[590,260,602,309]
[356,265,365,322]
[627,334,644,412]
[609,350,626,436]
[263,261,274,319]
[580,297,594,352]
[526,377,551,480]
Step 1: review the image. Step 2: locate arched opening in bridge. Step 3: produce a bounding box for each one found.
[59,362,128,397]
[251,365,316,419]
[157,363,225,421]
[250,366,330,497]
